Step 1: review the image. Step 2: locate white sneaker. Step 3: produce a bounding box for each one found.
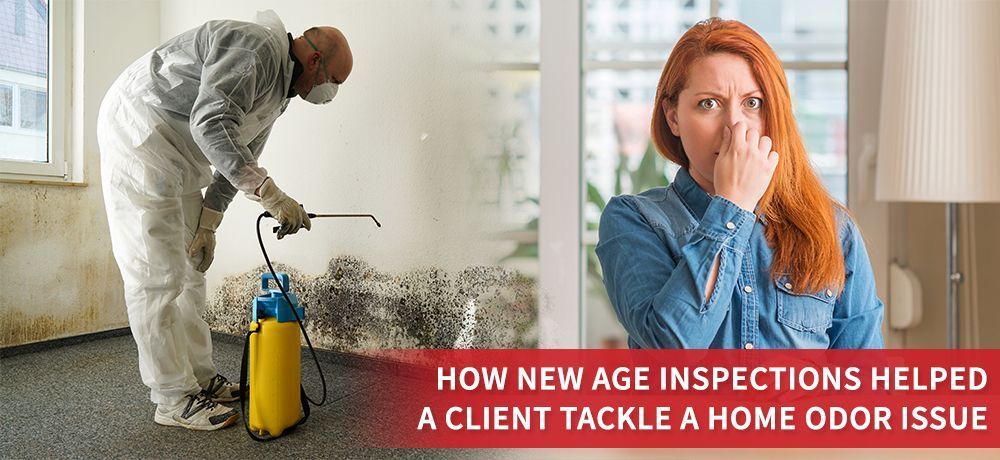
[154,392,238,431]
[201,374,242,403]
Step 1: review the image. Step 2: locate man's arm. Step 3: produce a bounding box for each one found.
[203,124,274,213]
[188,37,272,196]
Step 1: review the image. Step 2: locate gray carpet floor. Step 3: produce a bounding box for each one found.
[0,333,504,459]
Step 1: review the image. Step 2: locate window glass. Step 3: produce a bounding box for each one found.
[19,87,47,131]
[444,0,540,63]
[720,0,847,61]
[0,0,48,163]
[0,85,12,127]
[483,71,540,231]
[585,0,712,62]
[787,69,848,204]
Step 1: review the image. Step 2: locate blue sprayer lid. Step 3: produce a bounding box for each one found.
[253,272,306,323]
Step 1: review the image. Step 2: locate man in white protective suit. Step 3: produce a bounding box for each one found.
[97,10,352,431]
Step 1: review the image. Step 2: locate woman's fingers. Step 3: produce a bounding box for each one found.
[759,135,773,157]
[714,122,780,212]
[746,127,760,152]
[730,121,748,155]
[721,124,732,154]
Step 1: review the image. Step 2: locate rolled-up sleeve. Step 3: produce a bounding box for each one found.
[596,195,755,348]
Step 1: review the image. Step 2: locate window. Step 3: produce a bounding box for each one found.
[582,0,849,347]
[441,0,541,303]
[1,0,72,182]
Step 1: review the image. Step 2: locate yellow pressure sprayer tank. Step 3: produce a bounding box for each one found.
[240,272,307,439]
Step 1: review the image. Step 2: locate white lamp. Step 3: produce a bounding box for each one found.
[876,0,1000,348]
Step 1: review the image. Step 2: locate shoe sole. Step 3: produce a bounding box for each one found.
[154,411,238,431]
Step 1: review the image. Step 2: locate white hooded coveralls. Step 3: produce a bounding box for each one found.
[97,11,293,405]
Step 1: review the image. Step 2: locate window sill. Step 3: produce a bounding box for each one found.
[0,176,88,187]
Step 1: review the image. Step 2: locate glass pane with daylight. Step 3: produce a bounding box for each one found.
[0,84,12,126]
[19,87,46,131]
[719,0,847,61]
[441,0,540,64]
[585,0,711,62]
[482,70,540,233]
[0,0,48,162]
[786,69,848,205]
[583,69,676,223]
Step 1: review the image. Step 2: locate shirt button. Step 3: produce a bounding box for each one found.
[784,282,793,290]
[826,289,834,297]
[743,285,753,293]
[726,221,736,230]
[744,343,754,350]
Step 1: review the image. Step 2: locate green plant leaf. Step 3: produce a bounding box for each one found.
[630,141,670,191]
[587,182,607,212]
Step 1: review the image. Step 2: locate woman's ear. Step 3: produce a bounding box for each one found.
[663,99,680,137]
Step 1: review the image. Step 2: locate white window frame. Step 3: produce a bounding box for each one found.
[0,0,73,183]
[538,0,583,348]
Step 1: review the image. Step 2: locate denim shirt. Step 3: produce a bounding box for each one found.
[596,168,884,349]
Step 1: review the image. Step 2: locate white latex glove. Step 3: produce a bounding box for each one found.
[249,177,311,239]
[187,206,223,272]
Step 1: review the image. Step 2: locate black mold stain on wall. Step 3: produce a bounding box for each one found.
[205,256,538,350]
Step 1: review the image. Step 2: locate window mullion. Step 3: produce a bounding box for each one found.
[538,0,583,348]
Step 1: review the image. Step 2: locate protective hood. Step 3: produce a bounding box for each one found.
[253,9,287,34]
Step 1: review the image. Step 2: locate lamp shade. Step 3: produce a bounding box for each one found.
[876,0,1000,203]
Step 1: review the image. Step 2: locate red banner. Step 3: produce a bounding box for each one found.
[352,349,1000,448]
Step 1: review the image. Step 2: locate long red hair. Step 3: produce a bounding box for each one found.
[651,18,846,294]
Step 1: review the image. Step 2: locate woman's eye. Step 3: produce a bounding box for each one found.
[745,97,763,109]
[698,99,719,110]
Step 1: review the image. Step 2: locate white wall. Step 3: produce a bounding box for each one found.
[157,1,509,299]
[1,0,160,347]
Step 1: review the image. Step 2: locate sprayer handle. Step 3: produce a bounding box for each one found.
[271,214,316,234]
[261,272,290,292]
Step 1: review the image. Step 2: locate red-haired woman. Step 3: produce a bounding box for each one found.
[596,18,884,349]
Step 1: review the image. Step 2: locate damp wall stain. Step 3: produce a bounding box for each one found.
[1,179,128,348]
[206,256,538,350]
[1,304,102,346]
